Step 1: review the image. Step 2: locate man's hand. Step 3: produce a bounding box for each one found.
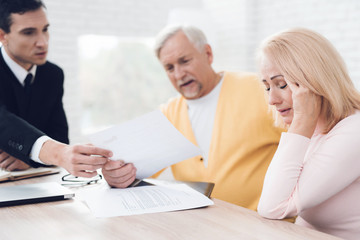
[0,149,30,171]
[39,140,112,178]
[102,160,137,188]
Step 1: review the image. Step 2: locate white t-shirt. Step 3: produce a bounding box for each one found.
[186,75,224,167]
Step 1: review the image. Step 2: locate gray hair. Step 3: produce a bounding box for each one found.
[154,25,208,58]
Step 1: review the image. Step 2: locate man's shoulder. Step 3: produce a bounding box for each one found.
[222,71,263,90]
[36,61,64,83]
[224,71,259,83]
[160,95,185,117]
[164,95,183,104]
[38,61,63,74]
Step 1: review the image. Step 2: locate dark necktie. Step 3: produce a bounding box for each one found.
[24,73,33,96]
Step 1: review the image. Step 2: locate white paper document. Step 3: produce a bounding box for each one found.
[89,110,202,179]
[84,184,214,218]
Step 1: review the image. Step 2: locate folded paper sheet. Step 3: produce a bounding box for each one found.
[89,110,202,179]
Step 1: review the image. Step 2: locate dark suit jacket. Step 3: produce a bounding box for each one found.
[0,49,69,167]
[0,103,45,167]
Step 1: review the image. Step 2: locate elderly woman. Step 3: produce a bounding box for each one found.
[257,28,360,240]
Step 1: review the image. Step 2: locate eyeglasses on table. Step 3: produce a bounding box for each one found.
[61,173,103,187]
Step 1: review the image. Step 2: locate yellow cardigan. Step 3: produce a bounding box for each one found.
[159,72,282,210]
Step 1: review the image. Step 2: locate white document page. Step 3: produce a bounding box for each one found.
[89,110,202,179]
[84,184,214,218]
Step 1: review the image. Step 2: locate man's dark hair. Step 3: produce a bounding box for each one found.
[0,0,45,33]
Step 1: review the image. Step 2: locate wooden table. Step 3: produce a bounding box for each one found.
[0,171,342,240]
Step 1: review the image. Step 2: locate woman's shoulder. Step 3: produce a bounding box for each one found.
[342,110,360,124]
[331,110,360,133]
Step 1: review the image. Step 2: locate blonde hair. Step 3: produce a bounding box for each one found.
[257,28,360,133]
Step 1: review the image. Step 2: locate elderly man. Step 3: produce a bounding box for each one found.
[102,25,282,210]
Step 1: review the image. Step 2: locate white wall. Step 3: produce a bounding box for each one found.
[204,0,360,84]
[43,0,360,143]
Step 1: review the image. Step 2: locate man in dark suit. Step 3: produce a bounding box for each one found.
[0,0,112,177]
[0,0,68,171]
[0,52,69,144]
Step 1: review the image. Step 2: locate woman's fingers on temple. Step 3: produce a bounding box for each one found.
[286,79,298,89]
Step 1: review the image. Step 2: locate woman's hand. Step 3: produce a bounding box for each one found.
[286,80,322,138]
